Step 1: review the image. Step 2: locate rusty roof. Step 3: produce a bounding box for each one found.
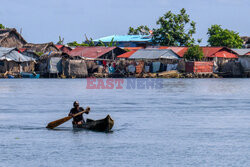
[117,50,137,58]
[159,46,238,59]
[69,46,117,58]
[201,47,238,58]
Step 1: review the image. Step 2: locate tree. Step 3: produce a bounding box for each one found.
[0,24,5,29]
[184,45,204,61]
[152,8,196,46]
[207,25,243,48]
[128,25,151,35]
[57,36,64,45]
[67,41,90,47]
[84,35,96,46]
[67,35,96,47]
[67,41,81,47]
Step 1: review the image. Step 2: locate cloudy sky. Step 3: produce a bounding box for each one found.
[0,0,249,45]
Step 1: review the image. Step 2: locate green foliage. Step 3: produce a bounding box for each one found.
[67,35,95,47]
[128,25,151,35]
[67,41,80,46]
[197,39,202,44]
[67,41,89,47]
[152,8,196,46]
[0,24,5,29]
[184,45,204,61]
[57,36,64,45]
[207,25,243,48]
[84,35,96,46]
[67,34,93,47]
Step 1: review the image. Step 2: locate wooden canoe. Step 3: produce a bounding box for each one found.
[73,115,114,132]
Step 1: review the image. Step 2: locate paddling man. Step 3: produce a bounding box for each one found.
[68,101,88,125]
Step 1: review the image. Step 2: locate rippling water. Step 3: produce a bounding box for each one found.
[0,79,250,167]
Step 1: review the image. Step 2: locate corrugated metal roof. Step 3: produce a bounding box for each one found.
[201,47,223,57]
[213,51,238,58]
[69,46,117,58]
[93,35,152,42]
[159,47,188,58]
[202,47,238,58]
[0,47,35,62]
[160,46,238,58]
[129,49,179,59]
[117,50,137,58]
[232,49,250,56]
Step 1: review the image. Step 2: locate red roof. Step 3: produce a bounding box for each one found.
[69,46,117,58]
[246,52,250,56]
[214,51,238,58]
[55,45,64,49]
[18,48,27,52]
[201,47,222,57]
[159,46,238,59]
[117,50,137,58]
[202,47,238,58]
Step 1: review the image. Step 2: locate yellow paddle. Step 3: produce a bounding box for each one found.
[46,107,90,129]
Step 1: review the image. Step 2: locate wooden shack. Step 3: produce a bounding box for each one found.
[0,29,27,48]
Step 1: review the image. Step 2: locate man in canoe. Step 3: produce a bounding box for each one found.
[68,101,89,125]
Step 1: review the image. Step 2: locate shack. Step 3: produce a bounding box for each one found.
[38,51,87,78]
[232,49,250,76]
[0,47,35,74]
[62,59,88,78]
[127,49,179,73]
[38,51,71,77]
[0,28,27,48]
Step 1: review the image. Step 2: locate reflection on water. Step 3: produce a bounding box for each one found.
[0,79,250,167]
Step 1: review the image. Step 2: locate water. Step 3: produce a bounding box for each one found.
[0,79,250,167]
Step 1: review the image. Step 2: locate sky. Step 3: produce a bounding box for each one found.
[0,0,249,45]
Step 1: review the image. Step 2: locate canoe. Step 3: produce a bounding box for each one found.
[21,72,40,78]
[73,115,114,132]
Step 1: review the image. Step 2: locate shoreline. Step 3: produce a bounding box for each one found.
[1,71,247,79]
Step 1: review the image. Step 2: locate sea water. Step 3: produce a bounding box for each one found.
[0,79,249,167]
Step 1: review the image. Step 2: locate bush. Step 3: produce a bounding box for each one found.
[184,45,204,61]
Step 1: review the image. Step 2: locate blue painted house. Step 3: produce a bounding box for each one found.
[93,35,153,47]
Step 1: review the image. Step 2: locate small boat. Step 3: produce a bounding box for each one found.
[73,115,114,132]
[21,72,40,78]
[7,74,15,79]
